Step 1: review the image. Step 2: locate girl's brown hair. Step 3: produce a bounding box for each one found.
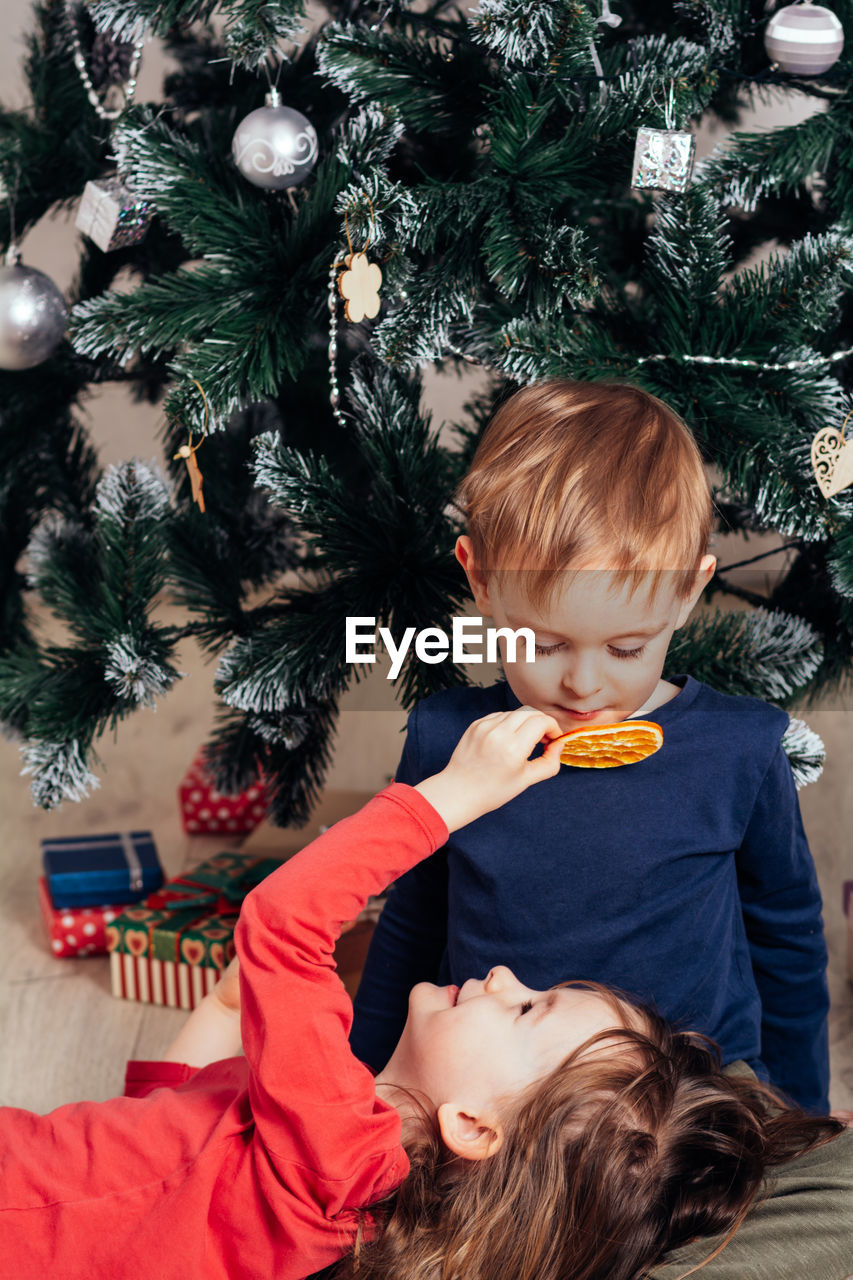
[457,379,713,606]
[331,991,841,1280]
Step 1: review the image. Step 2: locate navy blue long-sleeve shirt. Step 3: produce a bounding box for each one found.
[350,676,830,1113]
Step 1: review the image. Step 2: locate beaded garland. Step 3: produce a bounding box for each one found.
[65,0,144,122]
[327,261,346,428]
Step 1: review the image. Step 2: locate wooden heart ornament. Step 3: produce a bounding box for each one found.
[337,251,382,323]
[558,720,663,768]
[811,424,853,498]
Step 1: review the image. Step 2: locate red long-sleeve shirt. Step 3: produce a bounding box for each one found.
[0,784,448,1279]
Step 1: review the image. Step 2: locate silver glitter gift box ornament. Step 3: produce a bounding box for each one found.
[631,127,696,193]
[75,176,152,252]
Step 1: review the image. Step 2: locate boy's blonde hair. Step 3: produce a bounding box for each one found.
[457,379,712,604]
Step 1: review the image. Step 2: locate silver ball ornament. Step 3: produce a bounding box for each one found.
[0,250,68,370]
[232,88,319,190]
[765,3,844,75]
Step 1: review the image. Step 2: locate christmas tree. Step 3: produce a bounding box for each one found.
[1,0,852,824]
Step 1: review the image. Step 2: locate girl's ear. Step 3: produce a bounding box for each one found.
[455,536,493,615]
[674,553,717,629]
[437,1101,504,1161]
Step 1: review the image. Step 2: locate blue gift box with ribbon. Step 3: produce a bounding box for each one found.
[41,831,164,908]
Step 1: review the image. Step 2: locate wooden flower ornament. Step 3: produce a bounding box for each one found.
[337,251,382,323]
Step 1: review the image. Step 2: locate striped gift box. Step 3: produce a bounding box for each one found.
[109,950,223,1010]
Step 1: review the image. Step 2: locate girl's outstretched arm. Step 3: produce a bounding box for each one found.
[160,706,563,1073]
[163,706,564,1072]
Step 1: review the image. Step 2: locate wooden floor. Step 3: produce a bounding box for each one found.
[1,620,852,1113]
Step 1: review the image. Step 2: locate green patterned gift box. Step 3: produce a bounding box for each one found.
[107,851,281,1010]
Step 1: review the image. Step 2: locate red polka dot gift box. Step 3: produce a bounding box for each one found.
[178,752,268,835]
[38,876,126,959]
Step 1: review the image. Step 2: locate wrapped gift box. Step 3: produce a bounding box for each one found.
[38,876,127,958]
[76,176,152,252]
[107,850,281,1010]
[179,752,268,835]
[41,830,163,908]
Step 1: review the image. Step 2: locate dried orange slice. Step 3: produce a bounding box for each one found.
[558,720,663,769]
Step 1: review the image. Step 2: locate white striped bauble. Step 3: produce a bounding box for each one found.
[765,3,844,74]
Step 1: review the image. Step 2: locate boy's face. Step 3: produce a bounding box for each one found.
[456,539,715,732]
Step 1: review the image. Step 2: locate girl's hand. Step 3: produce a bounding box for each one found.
[211,955,241,1014]
[414,706,564,832]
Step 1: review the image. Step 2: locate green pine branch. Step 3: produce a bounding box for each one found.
[667,604,823,705]
[317,21,489,133]
[85,0,308,67]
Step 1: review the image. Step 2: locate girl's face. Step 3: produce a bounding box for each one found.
[379,966,633,1127]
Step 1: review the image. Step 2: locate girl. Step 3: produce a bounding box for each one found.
[0,708,843,1279]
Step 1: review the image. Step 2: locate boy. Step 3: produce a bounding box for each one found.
[351,378,831,1114]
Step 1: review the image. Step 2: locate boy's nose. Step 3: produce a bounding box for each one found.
[560,654,603,698]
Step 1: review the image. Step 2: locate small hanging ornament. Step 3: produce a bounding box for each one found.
[338,252,382,323]
[631,127,695,192]
[0,246,68,370]
[232,88,319,190]
[597,0,622,28]
[174,441,205,511]
[765,3,844,75]
[336,205,382,323]
[812,416,853,498]
[172,381,209,513]
[586,0,621,93]
[76,173,152,252]
[631,83,695,193]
